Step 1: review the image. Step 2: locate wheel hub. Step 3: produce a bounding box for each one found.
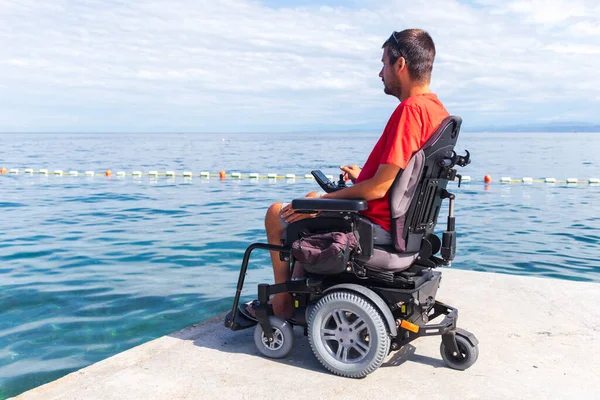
[320,308,371,363]
[261,327,284,350]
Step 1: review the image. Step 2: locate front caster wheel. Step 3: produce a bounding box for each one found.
[440,334,479,370]
[254,316,294,359]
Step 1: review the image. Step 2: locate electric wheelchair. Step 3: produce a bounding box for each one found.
[224,115,478,378]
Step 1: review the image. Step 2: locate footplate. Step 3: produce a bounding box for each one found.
[223,308,257,331]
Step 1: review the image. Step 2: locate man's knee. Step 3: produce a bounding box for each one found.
[265,202,284,231]
[265,193,321,234]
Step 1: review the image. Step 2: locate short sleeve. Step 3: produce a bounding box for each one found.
[380,105,423,169]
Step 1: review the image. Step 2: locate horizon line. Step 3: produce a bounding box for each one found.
[2,129,600,134]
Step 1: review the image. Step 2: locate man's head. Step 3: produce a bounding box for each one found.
[379,29,436,99]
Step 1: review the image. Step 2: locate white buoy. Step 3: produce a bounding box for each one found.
[183,171,192,178]
[267,173,277,179]
[545,177,556,183]
[24,169,34,174]
[461,176,471,182]
[500,177,511,183]
[231,172,241,178]
[566,178,578,184]
[304,174,314,179]
[69,171,79,176]
[85,171,95,176]
[200,172,210,178]
[249,173,259,179]
[522,177,533,184]
[166,171,175,177]
[589,178,600,184]
[149,171,159,177]
[9,169,19,174]
[285,174,295,179]
[39,169,48,175]
[132,171,142,177]
[117,171,126,177]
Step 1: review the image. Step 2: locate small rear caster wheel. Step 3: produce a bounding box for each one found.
[440,334,479,370]
[254,316,294,359]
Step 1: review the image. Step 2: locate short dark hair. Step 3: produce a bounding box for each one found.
[382,29,436,83]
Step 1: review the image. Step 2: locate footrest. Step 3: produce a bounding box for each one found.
[224,304,258,331]
[238,301,258,322]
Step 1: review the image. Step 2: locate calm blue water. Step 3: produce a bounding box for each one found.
[1,131,599,398]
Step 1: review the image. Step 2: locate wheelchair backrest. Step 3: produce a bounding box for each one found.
[389,115,462,253]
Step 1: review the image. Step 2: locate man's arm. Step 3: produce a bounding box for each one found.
[282,164,401,223]
[321,164,401,201]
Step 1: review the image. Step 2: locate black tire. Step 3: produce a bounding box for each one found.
[308,291,390,378]
[253,316,294,359]
[440,333,479,370]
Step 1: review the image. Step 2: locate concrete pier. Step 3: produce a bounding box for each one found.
[13,269,600,399]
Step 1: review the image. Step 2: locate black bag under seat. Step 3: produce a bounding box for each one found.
[291,231,359,275]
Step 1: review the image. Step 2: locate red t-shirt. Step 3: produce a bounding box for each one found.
[355,93,449,231]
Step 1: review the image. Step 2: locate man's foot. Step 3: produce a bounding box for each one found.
[237,302,258,322]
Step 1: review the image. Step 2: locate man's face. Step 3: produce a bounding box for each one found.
[379,46,400,97]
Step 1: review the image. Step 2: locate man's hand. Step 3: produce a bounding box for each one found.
[281,203,319,224]
[340,165,362,182]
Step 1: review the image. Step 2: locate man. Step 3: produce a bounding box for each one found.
[255,29,449,319]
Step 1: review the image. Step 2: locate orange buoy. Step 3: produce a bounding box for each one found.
[105,170,112,177]
[0,167,6,174]
[484,174,492,184]
[219,170,226,179]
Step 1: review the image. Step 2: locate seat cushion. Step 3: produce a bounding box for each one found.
[363,247,418,273]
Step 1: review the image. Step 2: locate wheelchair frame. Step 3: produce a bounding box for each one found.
[224,240,477,366]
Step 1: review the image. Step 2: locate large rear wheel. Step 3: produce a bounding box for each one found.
[308,291,390,378]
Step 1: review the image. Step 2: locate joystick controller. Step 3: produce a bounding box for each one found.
[311,170,347,193]
[337,174,347,188]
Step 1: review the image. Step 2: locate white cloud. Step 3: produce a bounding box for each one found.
[570,20,600,36]
[505,0,589,24]
[546,44,600,54]
[0,0,599,132]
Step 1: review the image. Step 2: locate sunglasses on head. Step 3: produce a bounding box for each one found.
[388,32,406,60]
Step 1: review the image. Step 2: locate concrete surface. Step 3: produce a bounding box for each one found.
[13,269,600,400]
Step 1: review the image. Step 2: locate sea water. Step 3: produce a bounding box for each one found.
[1,131,599,397]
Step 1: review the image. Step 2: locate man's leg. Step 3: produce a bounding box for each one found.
[264,191,321,319]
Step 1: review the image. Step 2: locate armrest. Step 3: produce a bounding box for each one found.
[291,198,368,212]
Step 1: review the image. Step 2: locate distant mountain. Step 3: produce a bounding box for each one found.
[464,122,600,133]
[297,121,600,134]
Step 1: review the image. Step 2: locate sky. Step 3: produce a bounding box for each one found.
[1,0,599,133]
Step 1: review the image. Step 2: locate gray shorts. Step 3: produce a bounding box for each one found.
[280,194,392,246]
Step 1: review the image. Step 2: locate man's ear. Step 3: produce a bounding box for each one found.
[396,57,406,73]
